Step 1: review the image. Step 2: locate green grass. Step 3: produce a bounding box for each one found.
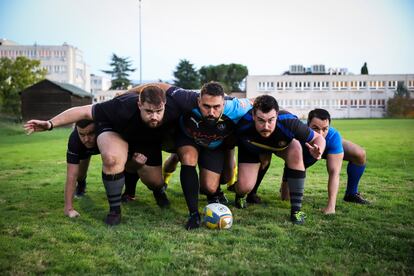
[0,119,413,275]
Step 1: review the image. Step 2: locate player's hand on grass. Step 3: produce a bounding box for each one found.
[321,206,335,215]
[24,120,51,134]
[65,208,80,218]
[306,142,323,160]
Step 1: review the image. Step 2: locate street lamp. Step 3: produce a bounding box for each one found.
[138,0,142,84]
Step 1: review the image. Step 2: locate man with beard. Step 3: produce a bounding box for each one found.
[24,83,199,225]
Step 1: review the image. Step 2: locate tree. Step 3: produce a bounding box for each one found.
[102,54,136,89]
[387,82,414,118]
[173,59,200,89]
[0,57,46,117]
[361,62,369,75]
[199,63,248,92]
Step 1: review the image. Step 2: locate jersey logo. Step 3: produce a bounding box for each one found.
[217,123,226,131]
[190,117,201,128]
[278,141,287,147]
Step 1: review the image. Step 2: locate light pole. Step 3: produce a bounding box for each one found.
[139,0,142,84]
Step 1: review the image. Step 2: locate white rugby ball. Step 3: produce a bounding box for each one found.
[203,203,233,230]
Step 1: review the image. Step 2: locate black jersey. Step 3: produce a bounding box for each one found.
[91,86,199,145]
[66,128,100,164]
[237,110,314,155]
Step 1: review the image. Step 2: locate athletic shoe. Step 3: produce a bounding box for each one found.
[105,212,121,226]
[235,196,247,209]
[290,211,306,225]
[186,212,201,230]
[207,191,229,205]
[121,193,136,203]
[75,183,86,197]
[344,193,370,204]
[246,193,262,204]
[153,188,170,208]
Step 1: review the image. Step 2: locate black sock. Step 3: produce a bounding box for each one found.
[285,168,305,214]
[180,165,199,214]
[77,178,86,189]
[102,172,124,214]
[124,171,139,196]
[249,163,270,195]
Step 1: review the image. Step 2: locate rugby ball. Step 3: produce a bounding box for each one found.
[203,203,233,230]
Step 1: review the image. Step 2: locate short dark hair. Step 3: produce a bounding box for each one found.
[139,86,166,106]
[75,119,94,128]
[200,81,225,97]
[307,108,331,125]
[253,95,279,114]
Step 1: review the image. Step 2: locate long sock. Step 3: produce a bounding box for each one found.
[124,171,139,196]
[102,172,124,214]
[180,165,199,214]
[285,168,306,214]
[77,178,86,189]
[249,163,270,195]
[346,162,366,195]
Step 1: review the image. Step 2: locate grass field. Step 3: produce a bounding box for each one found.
[0,119,413,275]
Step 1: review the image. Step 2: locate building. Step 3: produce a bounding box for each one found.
[0,39,91,91]
[93,89,126,103]
[90,74,112,97]
[247,65,414,118]
[20,79,92,121]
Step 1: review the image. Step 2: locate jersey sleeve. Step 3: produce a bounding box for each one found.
[167,87,199,113]
[223,98,252,123]
[66,130,81,164]
[278,113,314,143]
[325,128,344,154]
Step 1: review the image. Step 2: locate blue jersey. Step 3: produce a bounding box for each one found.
[180,98,252,149]
[237,110,314,155]
[303,127,343,168]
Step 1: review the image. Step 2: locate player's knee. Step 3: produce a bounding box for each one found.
[102,153,124,171]
[356,148,366,165]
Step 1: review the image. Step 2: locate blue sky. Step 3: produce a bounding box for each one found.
[1,0,413,81]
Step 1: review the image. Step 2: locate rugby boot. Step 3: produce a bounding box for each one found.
[186,212,201,230]
[153,185,170,208]
[290,211,306,225]
[246,193,262,204]
[121,193,136,203]
[344,193,370,204]
[235,195,247,209]
[105,211,121,226]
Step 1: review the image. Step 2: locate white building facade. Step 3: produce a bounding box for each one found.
[0,39,91,91]
[247,73,414,119]
[90,74,112,94]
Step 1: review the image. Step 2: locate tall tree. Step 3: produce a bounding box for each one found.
[361,62,369,75]
[102,54,136,89]
[387,82,414,117]
[199,63,248,92]
[173,59,200,89]
[0,57,46,116]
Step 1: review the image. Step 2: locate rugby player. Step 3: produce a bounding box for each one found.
[276,108,370,214]
[24,83,199,225]
[177,82,252,230]
[234,95,326,224]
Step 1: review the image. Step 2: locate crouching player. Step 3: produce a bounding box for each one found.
[234,95,326,224]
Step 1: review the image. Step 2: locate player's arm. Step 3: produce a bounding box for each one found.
[323,152,344,214]
[128,82,172,94]
[305,131,326,160]
[24,105,93,134]
[64,163,81,218]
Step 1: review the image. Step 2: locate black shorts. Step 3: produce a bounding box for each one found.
[95,122,162,167]
[237,142,261,164]
[176,130,225,174]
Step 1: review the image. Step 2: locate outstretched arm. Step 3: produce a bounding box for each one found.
[64,163,81,218]
[323,153,344,214]
[24,105,93,134]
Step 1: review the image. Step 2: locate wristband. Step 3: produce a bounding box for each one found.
[48,120,54,131]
